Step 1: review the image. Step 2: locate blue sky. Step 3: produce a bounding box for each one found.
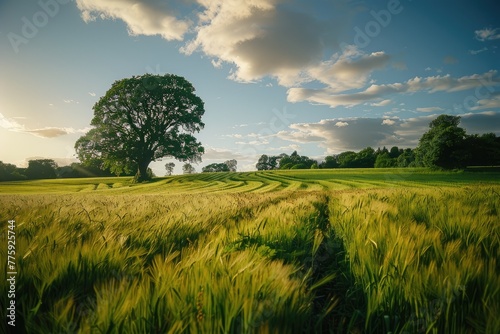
[1,0,499,174]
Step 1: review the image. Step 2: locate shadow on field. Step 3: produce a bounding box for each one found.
[225,193,366,333]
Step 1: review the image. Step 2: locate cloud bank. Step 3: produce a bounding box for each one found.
[75,1,500,113]
[0,113,89,138]
[274,111,500,154]
[76,0,190,40]
[287,70,500,108]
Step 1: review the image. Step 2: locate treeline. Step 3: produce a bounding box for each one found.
[256,147,415,170]
[0,159,133,182]
[256,115,500,170]
[201,159,237,173]
[2,115,499,181]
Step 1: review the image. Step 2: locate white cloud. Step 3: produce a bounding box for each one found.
[76,0,190,41]
[0,113,24,131]
[371,99,391,107]
[275,112,500,153]
[469,47,488,55]
[223,133,243,138]
[181,0,334,86]
[274,129,324,143]
[74,1,500,114]
[211,59,223,68]
[235,139,270,146]
[416,107,444,113]
[276,118,406,153]
[470,93,500,110]
[89,92,96,96]
[288,70,500,108]
[306,47,390,92]
[0,113,89,138]
[475,27,500,41]
[335,121,349,127]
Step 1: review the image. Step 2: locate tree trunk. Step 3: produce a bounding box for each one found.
[134,160,151,183]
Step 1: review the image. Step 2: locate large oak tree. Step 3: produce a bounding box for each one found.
[75,74,205,182]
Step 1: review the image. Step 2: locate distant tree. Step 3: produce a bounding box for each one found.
[374,152,395,168]
[389,146,403,159]
[289,151,300,163]
[463,133,500,166]
[182,163,196,174]
[278,151,316,169]
[415,115,466,169]
[224,159,237,172]
[277,153,291,169]
[337,151,357,168]
[355,147,376,167]
[278,151,296,169]
[396,149,415,167]
[376,147,389,156]
[256,155,274,170]
[311,162,318,169]
[165,162,175,176]
[281,162,294,169]
[202,163,230,173]
[257,153,305,170]
[320,155,339,169]
[25,159,58,180]
[75,74,205,182]
[0,161,26,181]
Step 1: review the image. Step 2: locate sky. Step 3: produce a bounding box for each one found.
[1,0,499,175]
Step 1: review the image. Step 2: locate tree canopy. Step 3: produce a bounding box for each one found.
[0,161,26,181]
[182,163,196,174]
[256,151,316,170]
[165,162,175,176]
[202,160,237,173]
[202,163,230,173]
[25,159,58,180]
[75,74,205,182]
[415,115,467,169]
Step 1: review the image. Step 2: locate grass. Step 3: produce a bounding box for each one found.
[0,168,498,333]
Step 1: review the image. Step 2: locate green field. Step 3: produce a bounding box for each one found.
[1,168,499,333]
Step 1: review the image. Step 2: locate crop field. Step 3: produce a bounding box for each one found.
[0,168,499,333]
